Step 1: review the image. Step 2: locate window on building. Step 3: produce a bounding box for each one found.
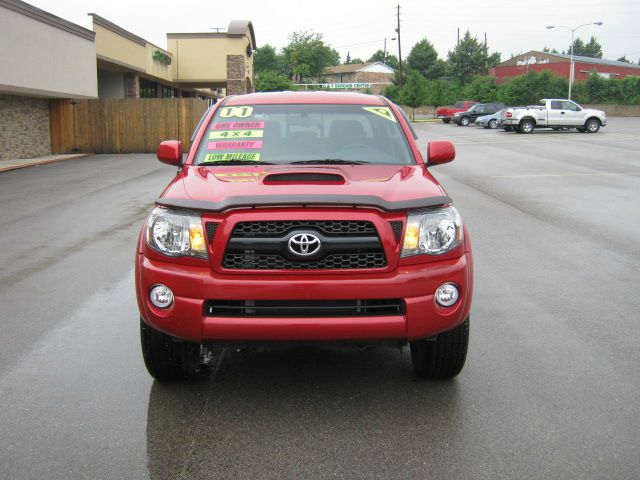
[162,85,177,98]
[139,78,158,98]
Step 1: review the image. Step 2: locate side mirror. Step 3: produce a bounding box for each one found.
[427,140,455,166]
[157,140,183,166]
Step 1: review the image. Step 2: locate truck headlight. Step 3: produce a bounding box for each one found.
[402,206,463,257]
[146,207,207,258]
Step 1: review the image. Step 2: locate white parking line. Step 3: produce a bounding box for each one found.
[491,172,640,178]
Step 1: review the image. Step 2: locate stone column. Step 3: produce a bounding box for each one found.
[226,55,247,95]
[124,73,140,98]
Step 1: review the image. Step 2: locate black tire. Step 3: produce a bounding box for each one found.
[519,118,535,134]
[442,118,451,124]
[488,119,498,129]
[585,118,601,133]
[460,116,470,126]
[140,318,201,381]
[410,316,469,379]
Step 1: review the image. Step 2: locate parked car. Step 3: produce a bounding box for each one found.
[502,99,607,133]
[453,103,505,126]
[476,109,507,129]
[435,100,478,123]
[136,92,474,381]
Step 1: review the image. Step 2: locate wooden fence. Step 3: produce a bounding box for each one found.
[50,98,210,154]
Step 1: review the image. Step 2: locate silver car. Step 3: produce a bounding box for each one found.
[476,109,506,129]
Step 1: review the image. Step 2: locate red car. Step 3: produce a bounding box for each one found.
[136,92,473,381]
[435,100,478,123]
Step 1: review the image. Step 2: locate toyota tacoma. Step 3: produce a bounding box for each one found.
[136,92,473,381]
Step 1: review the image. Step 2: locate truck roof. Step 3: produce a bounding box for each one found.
[224,91,386,106]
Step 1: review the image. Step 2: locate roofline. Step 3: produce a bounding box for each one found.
[504,50,640,70]
[0,0,95,41]
[89,13,146,46]
[166,32,244,39]
[168,20,256,47]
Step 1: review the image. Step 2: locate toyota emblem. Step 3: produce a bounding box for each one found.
[288,233,321,256]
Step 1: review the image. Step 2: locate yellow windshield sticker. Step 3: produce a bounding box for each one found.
[204,153,261,162]
[219,106,254,118]
[210,130,264,139]
[363,107,396,122]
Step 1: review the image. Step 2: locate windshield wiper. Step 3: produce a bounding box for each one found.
[291,159,370,165]
[198,160,276,166]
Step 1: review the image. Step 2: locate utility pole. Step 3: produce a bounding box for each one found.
[396,4,403,87]
[457,28,460,45]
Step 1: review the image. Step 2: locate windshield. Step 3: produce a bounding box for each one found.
[193,103,415,166]
[454,101,465,108]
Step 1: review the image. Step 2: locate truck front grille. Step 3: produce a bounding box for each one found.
[223,253,386,270]
[205,299,405,317]
[223,220,387,270]
[231,220,376,237]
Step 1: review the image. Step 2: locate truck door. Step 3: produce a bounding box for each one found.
[561,101,584,126]
[548,100,567,126]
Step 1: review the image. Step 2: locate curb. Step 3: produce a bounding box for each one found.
[0,153,93,173]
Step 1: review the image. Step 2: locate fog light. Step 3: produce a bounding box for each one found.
[435,283,459,307]
[150,284,174,309]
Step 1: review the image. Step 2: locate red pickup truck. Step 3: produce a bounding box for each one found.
[435,101,478,123]
[136,92,473,381]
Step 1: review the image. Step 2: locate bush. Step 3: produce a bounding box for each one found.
[383,84,402,104]
[255,71,293,92]
[462,76,498,103]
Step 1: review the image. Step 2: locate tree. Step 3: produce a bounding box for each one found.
[345,57,365,65]
[407,39,447,80]
[497,71,568,105]
[569,36,603,58]
[401,70,429,120]
[543,46,560,54]
[368,50,399,69]
[253,45,282,76]
[426,79,454,110]
[585,71,608,103]
[447,30,499,83]
[462,76,497,102]
[255,71,293,92]
[281,31,340,83]
[383,83,402,104]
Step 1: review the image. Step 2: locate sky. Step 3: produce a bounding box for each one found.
[27,0,640,64]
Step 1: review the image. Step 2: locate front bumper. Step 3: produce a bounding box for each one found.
[136,252,473,343]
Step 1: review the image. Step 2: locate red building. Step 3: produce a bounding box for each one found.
[490,50,640,84]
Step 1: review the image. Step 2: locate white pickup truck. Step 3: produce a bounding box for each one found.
[502,99,607,134]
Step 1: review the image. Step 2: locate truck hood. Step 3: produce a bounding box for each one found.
[158,164,449,212]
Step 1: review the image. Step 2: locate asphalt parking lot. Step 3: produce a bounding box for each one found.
[1,118,639,479]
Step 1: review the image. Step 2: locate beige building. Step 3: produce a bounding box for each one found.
[322,62,395,94]
[94,15,256,99]
[0,0,98,160]
[167,21,256,95]
[0,0,256,160]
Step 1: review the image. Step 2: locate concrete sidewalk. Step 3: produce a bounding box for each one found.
[0,153,92,173]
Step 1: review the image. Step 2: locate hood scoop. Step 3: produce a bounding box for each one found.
[263,172,346,185]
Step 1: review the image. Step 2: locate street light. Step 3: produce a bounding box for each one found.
[384,37,397,65]
[546,22,603,100]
